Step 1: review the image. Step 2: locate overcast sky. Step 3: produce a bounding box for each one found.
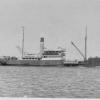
[0,0,100,60]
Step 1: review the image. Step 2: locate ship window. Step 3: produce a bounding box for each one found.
[43,51,60,55]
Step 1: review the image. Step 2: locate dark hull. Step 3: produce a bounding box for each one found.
[0,59,64,66]
[64,63,79,66]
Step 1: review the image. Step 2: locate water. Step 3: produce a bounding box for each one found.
[0,66,100,98]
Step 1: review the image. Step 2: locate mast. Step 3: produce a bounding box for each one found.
[85,25,87,61]
[22,26,24,58]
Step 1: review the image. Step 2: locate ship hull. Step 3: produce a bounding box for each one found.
[0,59,64,66]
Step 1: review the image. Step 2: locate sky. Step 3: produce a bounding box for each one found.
[0,0,100,60]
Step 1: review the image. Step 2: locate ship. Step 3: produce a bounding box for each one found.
[1,25,100,67]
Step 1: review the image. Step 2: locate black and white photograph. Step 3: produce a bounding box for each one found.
[0,0,99,98]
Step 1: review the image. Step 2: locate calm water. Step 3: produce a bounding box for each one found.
[0,66,100,98]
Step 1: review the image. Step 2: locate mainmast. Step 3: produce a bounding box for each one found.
[22,26,24,58]
[71,25,88,61]
[85,25,87,61]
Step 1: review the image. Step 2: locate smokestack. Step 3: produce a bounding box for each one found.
[40,37,44,56]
